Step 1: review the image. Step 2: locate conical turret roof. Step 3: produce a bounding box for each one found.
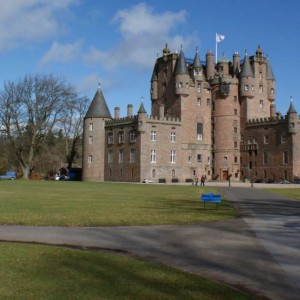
[138,99,147,114]
[266,59,275,80]
[287,98,297,114]
[193,49,202,69]
[174,49,189,75]
[85,87,112,119]
[239,54,254,77]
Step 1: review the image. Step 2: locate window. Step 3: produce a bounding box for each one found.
[108,132,114,144]
[151,130,157,142]
[194,69,200,76]
[259,100,263,108]
[197,98,201,106]
[206,98,210,106]
[129,130,136,143]
[207,156,211,165]
[234,141,238,148]
[88,155,93,163]
[281,133,286,143]
[234,96,237,102]
[170,132,176,142]
[151,150,156,163]
[234,109,237,116]
[119,149,124,164]
[259,72,262,80]
[271,88,275,94]
[197,154,202,162]
[283,151,288,165]
[251,85,254,91]
[264,135,269,144]
[108,150,113,164]
[118,131,125,143]
[234,156,238,163]
[188,156,192,163]
[89,123,93,131]
[197,123,203,140]
[130,149,136,163]
[259,85,263,93]
[244,85,249,91]
[234,127,238,134]
[170,150,176,163]
[89,136,93,144]
[197,83,201,92]
[263,151,268,165]
[178,82,182,88]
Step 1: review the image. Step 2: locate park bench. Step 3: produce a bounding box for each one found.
[200,193,221,208]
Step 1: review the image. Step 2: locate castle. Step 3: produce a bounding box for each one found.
[82,44,300,183]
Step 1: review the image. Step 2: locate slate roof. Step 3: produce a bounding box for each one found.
[239,54,254,77]
[174,49,189,75]
[85,88,112,119]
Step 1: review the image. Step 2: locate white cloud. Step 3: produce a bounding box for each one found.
[84,3,196,71]
[0,0,78,50]
[40,41,82,64]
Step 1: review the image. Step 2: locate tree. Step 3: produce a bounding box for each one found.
[58,96,89,169]
[0,74,76,179]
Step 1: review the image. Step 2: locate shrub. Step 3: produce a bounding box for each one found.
[158,178,166,183]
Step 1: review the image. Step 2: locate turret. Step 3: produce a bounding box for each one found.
[206,50,215,80]
[217,53,229,77]
[174,48,190,96]
[138,98,147,132]
[192,48,203,81]
[82,85,112,181]
[239,53,255,98]
[287,97,298,134]
[266,58,276,101]
[150,67,158,100]
[232,52,240,76]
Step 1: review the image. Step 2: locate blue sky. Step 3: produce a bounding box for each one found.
[1,0,300,116]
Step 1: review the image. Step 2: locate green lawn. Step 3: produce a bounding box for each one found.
[266,188,300,200]
[0,180,237,226]
[0,242,253,300]
[0,180,250,299]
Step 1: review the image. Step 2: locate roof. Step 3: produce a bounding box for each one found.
[239,54,254,77]
[174,49,189,75]
[84,88,112,119]
[266,59,275,81]
[193,49,202,69]
[287,98,297,114]
[138,100,147,114]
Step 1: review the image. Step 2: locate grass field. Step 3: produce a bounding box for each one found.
[0,242,253,300]
[0,180,238,226]
[267,188,300,200]
[0,180,253,299]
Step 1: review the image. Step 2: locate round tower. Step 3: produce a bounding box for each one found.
[287,97,298,134]
[232,52,240,77]
[239,53,255,98]
[82,85,112,182]
[205,50,215,80]
[174,48,190,96]
[266,58,276,101]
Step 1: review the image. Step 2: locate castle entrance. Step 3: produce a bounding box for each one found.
[222,170,228,180]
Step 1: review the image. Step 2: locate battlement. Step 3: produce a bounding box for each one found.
[105,115,138,126]
[247,115,285,126]
[148,115,181,123]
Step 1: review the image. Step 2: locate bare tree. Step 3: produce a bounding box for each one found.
[59,96,89,169]
[0,74,76,179]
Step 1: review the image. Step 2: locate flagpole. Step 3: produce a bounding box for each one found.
[215,36,217,64]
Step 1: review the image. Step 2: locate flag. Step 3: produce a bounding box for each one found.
[216,33,225,43]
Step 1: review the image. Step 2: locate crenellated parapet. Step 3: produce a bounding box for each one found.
[148,115,181,123]
[246,115,285,126]
[105,115,138,127]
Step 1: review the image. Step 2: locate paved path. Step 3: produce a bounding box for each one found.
[0,186,300,299]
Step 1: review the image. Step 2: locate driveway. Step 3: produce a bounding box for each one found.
[0,186,299,299]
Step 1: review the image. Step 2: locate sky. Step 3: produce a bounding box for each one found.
[0,0,300,116]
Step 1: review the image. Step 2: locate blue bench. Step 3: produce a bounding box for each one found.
[200,193,221,208]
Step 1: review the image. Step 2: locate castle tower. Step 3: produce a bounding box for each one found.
[287,97,298,134]
[82,85,112,181]
[266,58,276,102]
[232,52,240,76]
[174,48,190,97]
[205,50,215,80]
[192,48,203,81]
